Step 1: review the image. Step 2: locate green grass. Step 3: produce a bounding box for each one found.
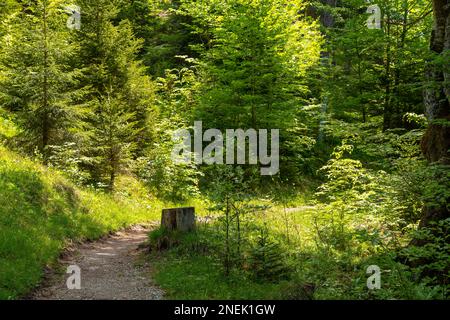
[147,204,317,300]
[0,146,163,299]
[152,254,285,299]
[147,202,447,300]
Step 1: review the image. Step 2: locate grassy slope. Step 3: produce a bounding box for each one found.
[0,144,164,299]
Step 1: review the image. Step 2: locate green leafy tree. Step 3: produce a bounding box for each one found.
[184,0,321,130]
[178,0,321,182]
[315,0,432,129]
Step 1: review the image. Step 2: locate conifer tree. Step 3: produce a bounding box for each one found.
[0,0,81,160]
[74,0,155,190]
[90,88,140,190]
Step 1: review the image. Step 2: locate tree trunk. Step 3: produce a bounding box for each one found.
[306,0,338,28]
[419,0,450,230]
[383,10,394,131]
[161,207,196,232]
[42,0,50,162]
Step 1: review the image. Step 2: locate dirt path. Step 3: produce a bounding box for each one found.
[31,225,164,300]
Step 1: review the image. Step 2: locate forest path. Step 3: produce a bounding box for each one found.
[30,225,164,300]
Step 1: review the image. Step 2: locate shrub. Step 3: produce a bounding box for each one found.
[248,228,291,282]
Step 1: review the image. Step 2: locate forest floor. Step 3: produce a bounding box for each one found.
[29,225,164,300]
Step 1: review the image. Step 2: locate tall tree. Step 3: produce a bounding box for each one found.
[74,0,155,190]
[187,0,321,131]
[419,0,450,227]
[0,0,80,160]
[315,0,432,128]
[177,0,322,181]
[118,0,203,78]
[179,0,321,153]
[381,0,433,130]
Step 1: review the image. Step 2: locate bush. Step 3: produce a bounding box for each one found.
[402,218,450,292]
[134,141,201,202]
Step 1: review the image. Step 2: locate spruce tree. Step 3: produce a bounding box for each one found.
[90,88,140,190]
[74,0,155,190]
[0,0,81,160]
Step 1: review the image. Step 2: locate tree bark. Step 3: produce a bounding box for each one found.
[161,207,196,232]
[419,0,450,229]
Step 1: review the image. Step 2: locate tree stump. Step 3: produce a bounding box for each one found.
[161,207,196,232]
